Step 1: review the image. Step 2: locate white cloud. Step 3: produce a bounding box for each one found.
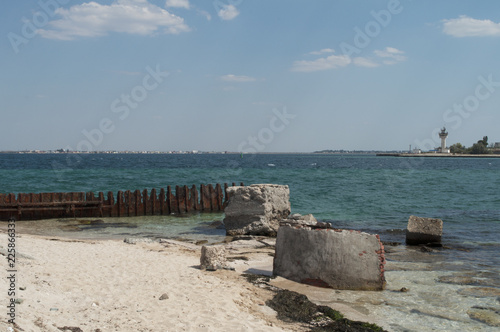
[37,0,190,40]
[352,57,380,68]
[292,47,406,72]
[373,47,407,63]
[218,4,239,20]
[165,0,190,9]
[442,15,500,37]
[220,74,256,82]
[309,48,335,55]
[291,53,351,72]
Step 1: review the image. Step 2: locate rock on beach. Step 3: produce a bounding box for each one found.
[223,184,291,236]
[406,215,443,245]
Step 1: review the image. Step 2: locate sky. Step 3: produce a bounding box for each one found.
[1,0,500,153]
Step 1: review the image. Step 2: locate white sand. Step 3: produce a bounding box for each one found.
[0,232,305,332]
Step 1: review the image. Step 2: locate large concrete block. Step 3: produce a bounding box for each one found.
[406,215,443,245]
[273,225,386,290]
[224,184,291,236]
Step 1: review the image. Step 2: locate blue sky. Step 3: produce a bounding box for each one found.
[1,0,500,152]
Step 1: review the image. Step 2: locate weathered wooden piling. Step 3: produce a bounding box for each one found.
[0,183,243,221]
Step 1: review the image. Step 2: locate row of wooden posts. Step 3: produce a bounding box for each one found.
[0,183,244,221]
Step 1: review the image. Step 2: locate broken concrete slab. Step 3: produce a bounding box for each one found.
[223,184,291,236]
[406,215,443,245]
[273,225,386,291]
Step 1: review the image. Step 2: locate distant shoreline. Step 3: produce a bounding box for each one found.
[1,151,499,157]
[376,153,500,158]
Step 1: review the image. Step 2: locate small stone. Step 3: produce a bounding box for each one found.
[399,287,409,292]
[50,308,59,311]
[200,245,227,270]
[159,293,169,300]
[15,298,24,304]
[19,286,26,291]
[124,237,154,244]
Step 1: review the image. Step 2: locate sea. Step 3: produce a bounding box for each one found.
[1,153,499,331]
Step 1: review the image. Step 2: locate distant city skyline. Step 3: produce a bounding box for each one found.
[1,0,499,152]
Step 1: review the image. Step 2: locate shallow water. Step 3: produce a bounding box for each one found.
[10,213,227,243]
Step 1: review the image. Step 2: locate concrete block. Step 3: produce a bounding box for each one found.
[200,245,227,271]
[224,184,291,236]
[406,215,443,245]
[273,225,386,290]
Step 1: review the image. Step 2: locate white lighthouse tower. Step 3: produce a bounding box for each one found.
[438,127,449,153]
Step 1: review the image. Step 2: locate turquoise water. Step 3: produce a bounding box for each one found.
[1,153,499,236]
[1,153,499,331]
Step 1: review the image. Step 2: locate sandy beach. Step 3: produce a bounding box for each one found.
[0,231,387,332]
[0,232,294,332]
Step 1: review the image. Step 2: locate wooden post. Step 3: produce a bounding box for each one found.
[159,188,166,215]
[108,191,115,217]
[215,183,223,211]
[98,192,104,217]
[201,184,212,211]
[191,185,199,211]
[167,186,174,214]
[208,184,216,211]
[183,185,190,212]
[150,188,157,215]
[176,185,185,213]
[33,193,41,220]
[200,184,205,211]
[142,189,148,216]
[125,191,132,217]
[117,191,124,217]
[16,193,24,220]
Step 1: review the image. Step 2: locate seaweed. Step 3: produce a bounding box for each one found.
[266,289,387,332]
